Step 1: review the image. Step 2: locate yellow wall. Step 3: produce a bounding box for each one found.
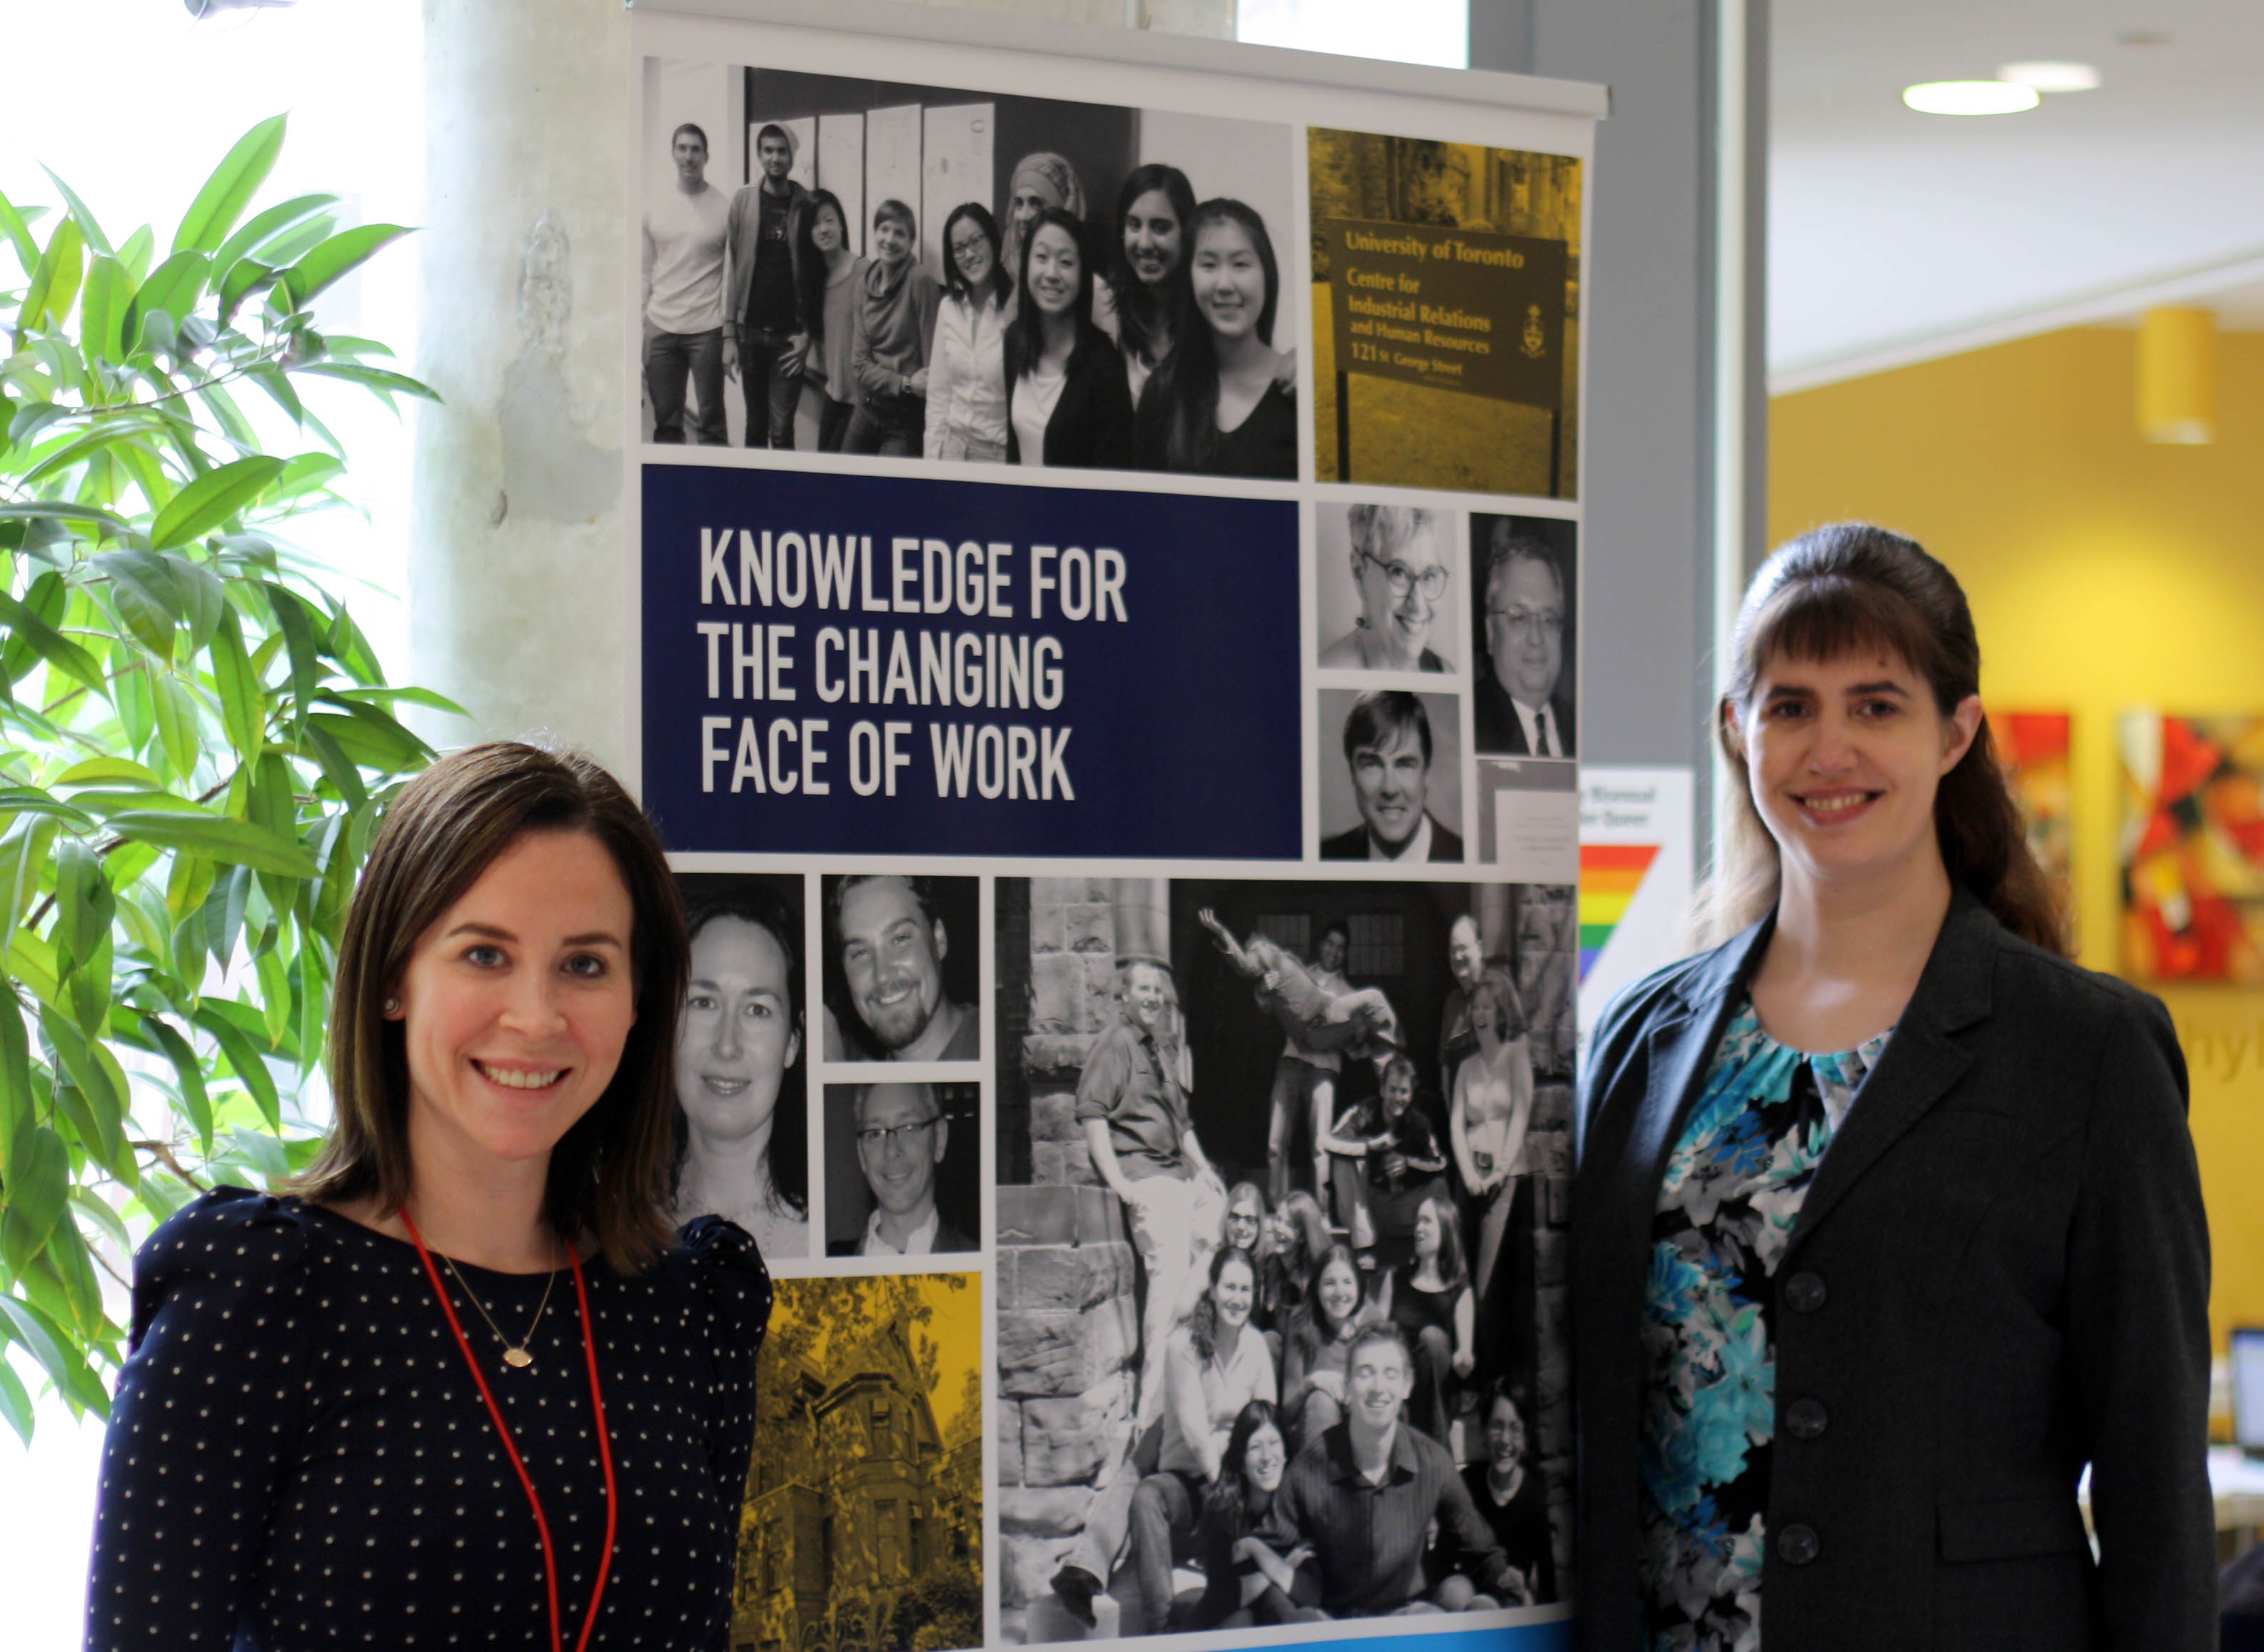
[1771,324,2264,1351]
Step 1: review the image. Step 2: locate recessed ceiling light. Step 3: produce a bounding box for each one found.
[1902,80,2043,116]
[1999,61,2103,92]
[2118,30,2172,48]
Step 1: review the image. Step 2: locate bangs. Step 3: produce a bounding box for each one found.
[1741,573,1940,697]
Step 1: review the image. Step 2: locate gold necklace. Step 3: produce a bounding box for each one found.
[436,1247,561,1369]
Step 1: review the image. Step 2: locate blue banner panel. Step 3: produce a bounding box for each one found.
[642,464,1303,858]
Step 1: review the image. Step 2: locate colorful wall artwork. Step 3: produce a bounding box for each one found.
[2119,712,2264,982]
[1994,711,2073,935]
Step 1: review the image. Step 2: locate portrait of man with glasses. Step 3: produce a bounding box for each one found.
[1472,516,1578,760]
[1318,503,1456,673]
[827,1081,978,1256]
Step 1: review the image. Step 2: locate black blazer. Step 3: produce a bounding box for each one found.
[1005,331,1133,469]
[1472,670,1575,758]
[1319,816,1464,862]
[1572,890,2213,1652]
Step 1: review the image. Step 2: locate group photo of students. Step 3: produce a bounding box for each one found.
[640,61,1302,480]
[995,878,1574,1641]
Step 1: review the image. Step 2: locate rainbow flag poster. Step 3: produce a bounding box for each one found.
[1577,766,1696,1036]
[1580,843,1661,980]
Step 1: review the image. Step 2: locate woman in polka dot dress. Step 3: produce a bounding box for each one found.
[87,742,772,1651]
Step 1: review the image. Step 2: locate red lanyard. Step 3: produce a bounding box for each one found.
[402,1212,618,1652]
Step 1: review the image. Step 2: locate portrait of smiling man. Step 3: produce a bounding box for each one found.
[1322,690,1465,862]
[1472,518,1578,760]
[825,875,980,1062]
[827,1082,976,1257]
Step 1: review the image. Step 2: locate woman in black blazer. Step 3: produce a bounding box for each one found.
[1004,206,1132,470]
[1574,523,2213,1652]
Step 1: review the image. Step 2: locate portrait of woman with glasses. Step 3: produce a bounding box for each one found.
[1471,513,1578,760]
[1319,503,1456,673]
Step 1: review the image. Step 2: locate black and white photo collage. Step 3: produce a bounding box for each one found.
[1312,501,1580,878]
[640,24,1588,1651]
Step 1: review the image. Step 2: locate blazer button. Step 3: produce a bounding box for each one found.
[1784,1397,1828,1439]
[1784,1271,1826,1313]
[1776,1523,1821,1566]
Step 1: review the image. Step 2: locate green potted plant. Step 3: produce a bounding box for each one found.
[0,116,451,1439]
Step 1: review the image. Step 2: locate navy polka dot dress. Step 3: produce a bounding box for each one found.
[87,1187,771,1650]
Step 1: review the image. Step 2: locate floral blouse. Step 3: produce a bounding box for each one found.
[1639,999,1890,1652]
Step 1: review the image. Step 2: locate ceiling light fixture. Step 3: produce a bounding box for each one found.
[1902,80,2042,116]
[1999,61,2103,93]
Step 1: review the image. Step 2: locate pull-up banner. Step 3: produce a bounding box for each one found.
[627,4,1599,1648]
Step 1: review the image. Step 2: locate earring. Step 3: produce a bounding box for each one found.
[383,996,401,1015]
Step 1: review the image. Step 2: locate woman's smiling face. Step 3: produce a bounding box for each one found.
[1214,1254,1257,1331]
[1026,222,1080,317]
[1317,1255,1359,1329]
[1122,188,1183,288]
[390,830,636,1177]
[1242,1421,1287,1494]
[949,215,995,291]
[675,915,800,1144]
[1733,645,1978,895]
[1192,219,1265,341]
[810,201,845,255]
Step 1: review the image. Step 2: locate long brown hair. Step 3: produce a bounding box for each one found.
[295,742,690,1270]
[1695,522,2067,955]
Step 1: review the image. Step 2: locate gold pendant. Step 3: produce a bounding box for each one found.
[503,1347,533,1369]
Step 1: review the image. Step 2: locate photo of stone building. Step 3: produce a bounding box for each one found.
[733,1275,983,1652]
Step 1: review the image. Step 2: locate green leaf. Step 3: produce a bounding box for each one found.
[294,361,440,404]
[336,685,468,716]
[269,452,346,504]
[0,500,132,538]
[266,583,324,722]
[54,757,166,790]
[148,453,286,550]
[0,182,39,275]
[53,840,115,970]
[211,192,338,281]
[106,810,318,878]
[39,1009,128,1174]
[0,1124,69,1266]
[140,1015,213,1152]
[44,1216,105,1335]
[215,256,276,328]
[0,1356,32,1446]
[0,816,61,955]
[0,787,93,827]
[116,223,155,286]
[172,115,287,256]
[78,254,129,366]
[208,606,261,758]
[254,945,292,1047]
[273,223,412,311]
[67,1184,132,1260]
[93,548,185,658]
[0,1294,75,1397]
[246,363,303,425]
[124,249,212,346]
[300,720,368,812]
[18,216,83,336]
[0,992,35,1176]
[39,164,114,257]
[150,672,201,785]
[169,555,228,653]
[0,585,107,698]
[193,1004,280,1131]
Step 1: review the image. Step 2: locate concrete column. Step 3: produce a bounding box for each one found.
[410,0,1231,767]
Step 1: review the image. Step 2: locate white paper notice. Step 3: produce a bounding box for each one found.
[1494,787,1581,882]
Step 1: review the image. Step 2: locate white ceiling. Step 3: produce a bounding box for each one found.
[1770,0,2264,389]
